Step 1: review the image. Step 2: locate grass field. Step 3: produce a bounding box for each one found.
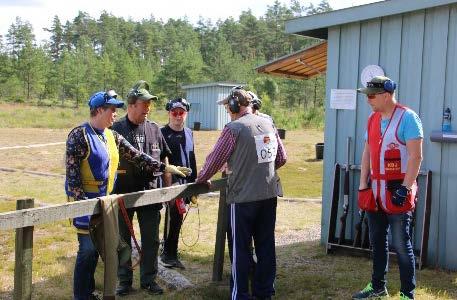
[0,102,169,129]
[0,103,456,299]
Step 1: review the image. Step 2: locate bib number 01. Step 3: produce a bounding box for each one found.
[254,133,278,163]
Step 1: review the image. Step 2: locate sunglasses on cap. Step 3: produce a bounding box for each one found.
[170,110,186,117]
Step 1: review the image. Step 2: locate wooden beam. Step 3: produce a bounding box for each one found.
[0,179,227,231]
[212,173,228,281]
[291,61,327,76]
[263,42,327,72]
[269,69,311,79]
[284,56,327,73]
[280,51,327,72]
[14,199,34,300]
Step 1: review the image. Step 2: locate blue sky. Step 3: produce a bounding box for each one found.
[0,0,380,42]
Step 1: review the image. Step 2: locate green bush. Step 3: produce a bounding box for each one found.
[269,106,324,130]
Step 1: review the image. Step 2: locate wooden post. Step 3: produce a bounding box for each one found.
[212,174,227,281]
[14,198,34,300]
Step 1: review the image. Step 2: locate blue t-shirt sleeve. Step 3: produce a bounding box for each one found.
[398,110,423,143]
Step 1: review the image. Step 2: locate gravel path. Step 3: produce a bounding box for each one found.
[275,225,321,246]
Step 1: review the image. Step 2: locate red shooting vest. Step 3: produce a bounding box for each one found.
[368,105,417,214]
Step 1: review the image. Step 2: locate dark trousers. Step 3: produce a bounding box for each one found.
[117,204,161,287]
[368,210,416,299]
[227,197,277,300]
[74,233,99,300]
[163,200,184,258]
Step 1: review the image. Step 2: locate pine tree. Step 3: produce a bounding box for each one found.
[44,16,64,61]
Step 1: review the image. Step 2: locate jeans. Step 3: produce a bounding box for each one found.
[117,204,161,287]
[368,210,416,299]
[74,233,99,300]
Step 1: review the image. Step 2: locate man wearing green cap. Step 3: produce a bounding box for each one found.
[65,90,191,300]
[353,76,423,300]
[111,81,170,296]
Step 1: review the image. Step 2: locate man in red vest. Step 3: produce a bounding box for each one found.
[352,76,423,300]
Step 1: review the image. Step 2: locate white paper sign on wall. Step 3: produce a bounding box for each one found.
[330,89,357,110]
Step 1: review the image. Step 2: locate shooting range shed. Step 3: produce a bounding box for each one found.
[182,82,243,130]
[284,0,457,270]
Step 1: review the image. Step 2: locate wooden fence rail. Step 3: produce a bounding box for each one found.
[0,179,228,299]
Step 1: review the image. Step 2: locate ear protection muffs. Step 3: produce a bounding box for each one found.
[251,99,262,110]
[367,79,397,93]
[383,79,396,93]
[226,86,245,113]
[228,95,240,113]
[227,90,240,114]
[165,98,191,111]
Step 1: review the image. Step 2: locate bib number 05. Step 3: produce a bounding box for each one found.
[254,133,278,163]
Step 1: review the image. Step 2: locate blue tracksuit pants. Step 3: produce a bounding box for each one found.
[227,197,277,300]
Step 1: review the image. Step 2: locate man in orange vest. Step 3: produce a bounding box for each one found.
[353,76,423,300]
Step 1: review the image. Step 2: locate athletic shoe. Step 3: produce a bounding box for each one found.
[352,282,389,299]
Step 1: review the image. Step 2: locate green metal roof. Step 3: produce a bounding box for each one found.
[285,0,457,39]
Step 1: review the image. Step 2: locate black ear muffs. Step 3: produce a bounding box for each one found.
[228,95,240,113]
[252,99,262,110]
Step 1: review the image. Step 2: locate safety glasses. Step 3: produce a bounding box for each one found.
[367,92,385,100]
[171,110,186,117]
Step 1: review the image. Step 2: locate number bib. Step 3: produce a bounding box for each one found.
[254,133,278,163]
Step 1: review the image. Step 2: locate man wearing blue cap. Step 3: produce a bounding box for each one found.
[353,76,423,300]
[65,90,191,300]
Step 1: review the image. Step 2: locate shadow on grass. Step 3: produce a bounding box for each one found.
[0,240,456,299]
[305,158,323,163]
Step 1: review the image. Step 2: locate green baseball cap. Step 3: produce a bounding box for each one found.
[127,80,158,101]
[357,76,396,95]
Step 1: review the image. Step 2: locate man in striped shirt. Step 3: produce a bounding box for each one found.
[197,87,286,300]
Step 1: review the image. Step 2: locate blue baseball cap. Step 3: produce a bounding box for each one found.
[88,91,124,109]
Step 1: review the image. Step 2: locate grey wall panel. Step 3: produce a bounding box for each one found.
[335,22,361,241]
[218,87,231,129]
[208,87,214,129]
[443,5,457,270]
[399,11,425,111]
[185,84,240,130]
[356,19,381,159]
[353,18,382,237]
[379,14,402,248]
[420,6,450,267]
[398,10,426,250]
[321,26,341,244]
[186,90,198,128]
[205,87,210,129]
[380,15,403,83]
